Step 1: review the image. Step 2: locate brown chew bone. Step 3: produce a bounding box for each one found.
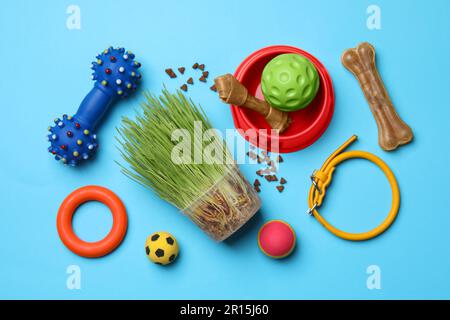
[214,74,291,133]
[342,42,413,151]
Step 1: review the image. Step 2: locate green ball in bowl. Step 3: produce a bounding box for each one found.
[261,53,320,112]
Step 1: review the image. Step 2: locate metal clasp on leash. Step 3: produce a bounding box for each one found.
[306,202,318,216]
[310,170,322,195]
[307,170,321,216]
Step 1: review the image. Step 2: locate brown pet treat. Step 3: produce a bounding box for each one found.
[261,150,268,157]
[192,63,199,69]
[254,185,261,193]
[270,166,277,173]
[262,168,271,175]
[187,77,194,85]
[267,160,274,167]
[256,169,264,177]
[180,84,188,92]
[276,155,283,163]
[199,76,207,83]
[276,185,285,193]
[247,151,257,160]
[210,84,217,92]
[257,156,262,164]
[265,175,278,182]
[253,179,261,187]
[199,64,205,71]
[202,71,209,78]
[214,74,291,133]
[165,68,177,78]
[280,178,287,185]
[178,67,186,74]
[342,42,413,151]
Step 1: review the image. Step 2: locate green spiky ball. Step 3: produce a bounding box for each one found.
[261,54,320,112]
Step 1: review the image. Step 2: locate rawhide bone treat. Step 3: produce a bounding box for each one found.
[214,74,291,133]
[342,43,413,151]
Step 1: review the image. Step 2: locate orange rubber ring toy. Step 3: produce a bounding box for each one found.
[57,186,128,258]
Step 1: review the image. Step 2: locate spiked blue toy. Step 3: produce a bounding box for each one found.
[47,47,142,166]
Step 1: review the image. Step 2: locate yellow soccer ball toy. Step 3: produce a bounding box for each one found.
[145,231,179,265]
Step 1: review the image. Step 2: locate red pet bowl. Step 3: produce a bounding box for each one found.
[231,45,334,153]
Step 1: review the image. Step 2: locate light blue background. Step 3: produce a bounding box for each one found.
[1,0,449,299]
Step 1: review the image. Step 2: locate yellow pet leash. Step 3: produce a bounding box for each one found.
[307,135,400,241]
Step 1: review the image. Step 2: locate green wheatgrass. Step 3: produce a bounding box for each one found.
[116,89,259,241]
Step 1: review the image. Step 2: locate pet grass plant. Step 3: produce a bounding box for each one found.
[116,89,260,241]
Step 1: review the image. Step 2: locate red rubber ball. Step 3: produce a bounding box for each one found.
[258,220,296,259]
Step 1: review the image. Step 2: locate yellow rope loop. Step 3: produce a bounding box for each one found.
[307,135,400,241]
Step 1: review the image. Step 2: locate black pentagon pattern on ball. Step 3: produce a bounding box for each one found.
[166,237,174,245]
[155,248,165,257]
[169,254,176,262]
[145,246,150,255]
[151,234,160,241]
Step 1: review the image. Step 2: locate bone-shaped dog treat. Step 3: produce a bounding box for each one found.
[214,74,291,133]
[342,42,413,151]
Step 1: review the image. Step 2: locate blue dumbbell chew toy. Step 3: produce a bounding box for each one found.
[47,47,142,166]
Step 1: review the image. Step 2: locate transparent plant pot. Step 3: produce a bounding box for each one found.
[182,165,261,241]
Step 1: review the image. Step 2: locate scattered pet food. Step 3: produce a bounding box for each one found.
[166,62,211,92]
[165,68,177,78]
[247,149,288,194]
[247,151,257,160]
[265,175,278,182]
